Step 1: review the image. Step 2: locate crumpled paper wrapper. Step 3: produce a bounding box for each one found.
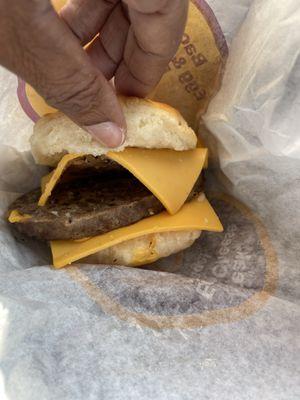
[0,0,299,399]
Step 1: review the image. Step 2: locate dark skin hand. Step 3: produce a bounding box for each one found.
[0,0,189,147]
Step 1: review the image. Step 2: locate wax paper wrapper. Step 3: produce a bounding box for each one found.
[0,0,299,399]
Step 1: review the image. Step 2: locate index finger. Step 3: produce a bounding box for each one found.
[115,0,189,96]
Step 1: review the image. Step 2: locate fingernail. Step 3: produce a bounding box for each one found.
[85,122,126,148]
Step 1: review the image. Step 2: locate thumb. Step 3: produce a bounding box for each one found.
[0,1,125,148]
[45,61,126,148]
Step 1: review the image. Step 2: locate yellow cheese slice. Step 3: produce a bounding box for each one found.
[51,195,223,269]
[107,148,207,214]
[8,210,32,223]
[38,148,207,214]
[38,154,83,206]
[41,171,54,193]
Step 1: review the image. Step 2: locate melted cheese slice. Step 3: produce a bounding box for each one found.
[38,154,83,206]
[38,148,207,214]
[8,210,32,223]
[41,171,54,193]
[107,148,207,214]
[51,196,223,269]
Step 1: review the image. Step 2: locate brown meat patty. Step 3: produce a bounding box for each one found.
[8,175,202,241]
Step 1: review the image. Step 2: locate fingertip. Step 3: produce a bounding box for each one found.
[85,122,126,148]
[115,63,151,97]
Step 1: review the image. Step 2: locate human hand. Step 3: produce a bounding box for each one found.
[0,0,188,147]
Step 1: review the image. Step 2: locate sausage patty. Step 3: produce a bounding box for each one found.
[8,174,202,241]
